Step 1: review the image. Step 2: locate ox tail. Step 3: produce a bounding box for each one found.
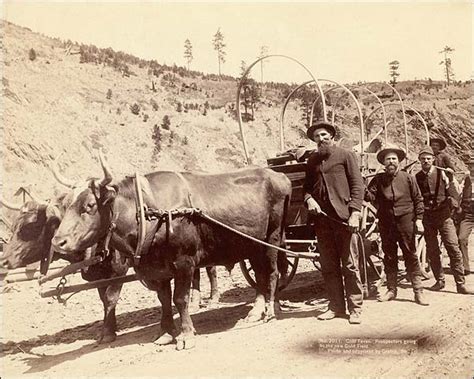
[277,194,290,276]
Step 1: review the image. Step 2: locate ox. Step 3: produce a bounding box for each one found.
[52,154,291,350]
[1,195,129,343]
[1,192,217,344]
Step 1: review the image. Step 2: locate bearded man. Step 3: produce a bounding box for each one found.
[365,145,428,306]
[303,121,364,324]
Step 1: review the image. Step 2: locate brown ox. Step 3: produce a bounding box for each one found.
[52,155,291,350]
[1,191,217,344]
[1,194,129,343]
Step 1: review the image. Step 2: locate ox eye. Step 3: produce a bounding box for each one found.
[83,202,97,215]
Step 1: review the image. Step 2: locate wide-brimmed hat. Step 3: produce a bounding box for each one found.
[306,121,336,141]
[376,144,406,164]
[429,137,447,150]
[418,146,435,158]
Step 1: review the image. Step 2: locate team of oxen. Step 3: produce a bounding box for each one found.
[1,153,292,350]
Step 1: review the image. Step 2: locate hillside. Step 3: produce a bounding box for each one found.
[1,20,473,220]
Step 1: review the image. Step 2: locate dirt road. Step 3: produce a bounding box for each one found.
[1,255,473,378]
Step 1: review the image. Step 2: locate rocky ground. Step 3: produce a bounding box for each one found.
[1,242,473,378]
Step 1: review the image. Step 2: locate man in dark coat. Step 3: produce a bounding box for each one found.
[415,146,473,294]
[366,145,428,305]
[456,158,474,275]
[303,121,364,324]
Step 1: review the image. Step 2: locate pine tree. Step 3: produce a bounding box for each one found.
[257,45,269,89]
[389,60,400,85]
[212,28,226,77]
[439,46,455,85]
[184,39,193,71]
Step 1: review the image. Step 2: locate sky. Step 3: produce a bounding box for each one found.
[2,1,472,84]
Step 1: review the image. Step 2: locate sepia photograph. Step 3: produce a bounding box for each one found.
[1,1,473,378]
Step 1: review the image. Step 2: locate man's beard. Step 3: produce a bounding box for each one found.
[318,140,332,157]
[422,162,432,172]
[385,164,398,175]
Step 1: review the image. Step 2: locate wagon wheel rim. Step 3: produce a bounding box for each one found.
[416,235,431,279]
[239,257,299,291]
[360,202,384,281]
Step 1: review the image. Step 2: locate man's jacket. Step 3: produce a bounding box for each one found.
[366,171,424,221]
[415,167,459,219]
[303,145,364,221]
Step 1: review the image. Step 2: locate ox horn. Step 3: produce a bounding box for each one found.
[98,149,113,187]
[50,153,76,188]
[0,195,23,211]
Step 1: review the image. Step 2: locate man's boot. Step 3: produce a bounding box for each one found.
[429,280,445,291]
[456,284,474,295]
[409,272,429,306]
[414,290,429,306]
[377,273,397,302]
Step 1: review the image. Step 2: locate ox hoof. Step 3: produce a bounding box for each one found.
[176,334,196,351]
[99,333,117,344]
[154,333,175,346]
[209,293,220,304]
[244,311,264,323]
[96,333,117,345]
[263,313,276,323]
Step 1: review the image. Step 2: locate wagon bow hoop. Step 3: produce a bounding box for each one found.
[236,55,326,164]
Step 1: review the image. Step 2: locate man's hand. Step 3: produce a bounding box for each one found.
[415,219,424,234]
[306,198,322,215]
[348,211,361,233]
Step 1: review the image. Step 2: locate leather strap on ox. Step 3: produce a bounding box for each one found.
[144,207,307,259]
[134,172,147,266]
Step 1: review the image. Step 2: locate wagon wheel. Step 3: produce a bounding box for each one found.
[360,201,384,280]
[416,235,431,279]
[239,256,299,291]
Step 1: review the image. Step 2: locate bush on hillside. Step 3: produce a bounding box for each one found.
[162,115,171,130]
[150,98,159,111]
[152,124,161,156]
[106,89,112,99]
[29,48,37,61]
[130,103,140,115]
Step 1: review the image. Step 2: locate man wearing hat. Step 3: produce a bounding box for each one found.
[430,137,455,173]
[303,121,365,324]
[365,145,429,305]
[415,146,472,294]
[457,158,474,275]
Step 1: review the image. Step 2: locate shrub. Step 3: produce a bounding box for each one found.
[29,48,37,61]
[106,89,112,99]
[150,98,159,111]
[143,114,149,122]
[130,103,140,115]
[152,124,161,155]
[162,115,171,130]
[176,102,183,112]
